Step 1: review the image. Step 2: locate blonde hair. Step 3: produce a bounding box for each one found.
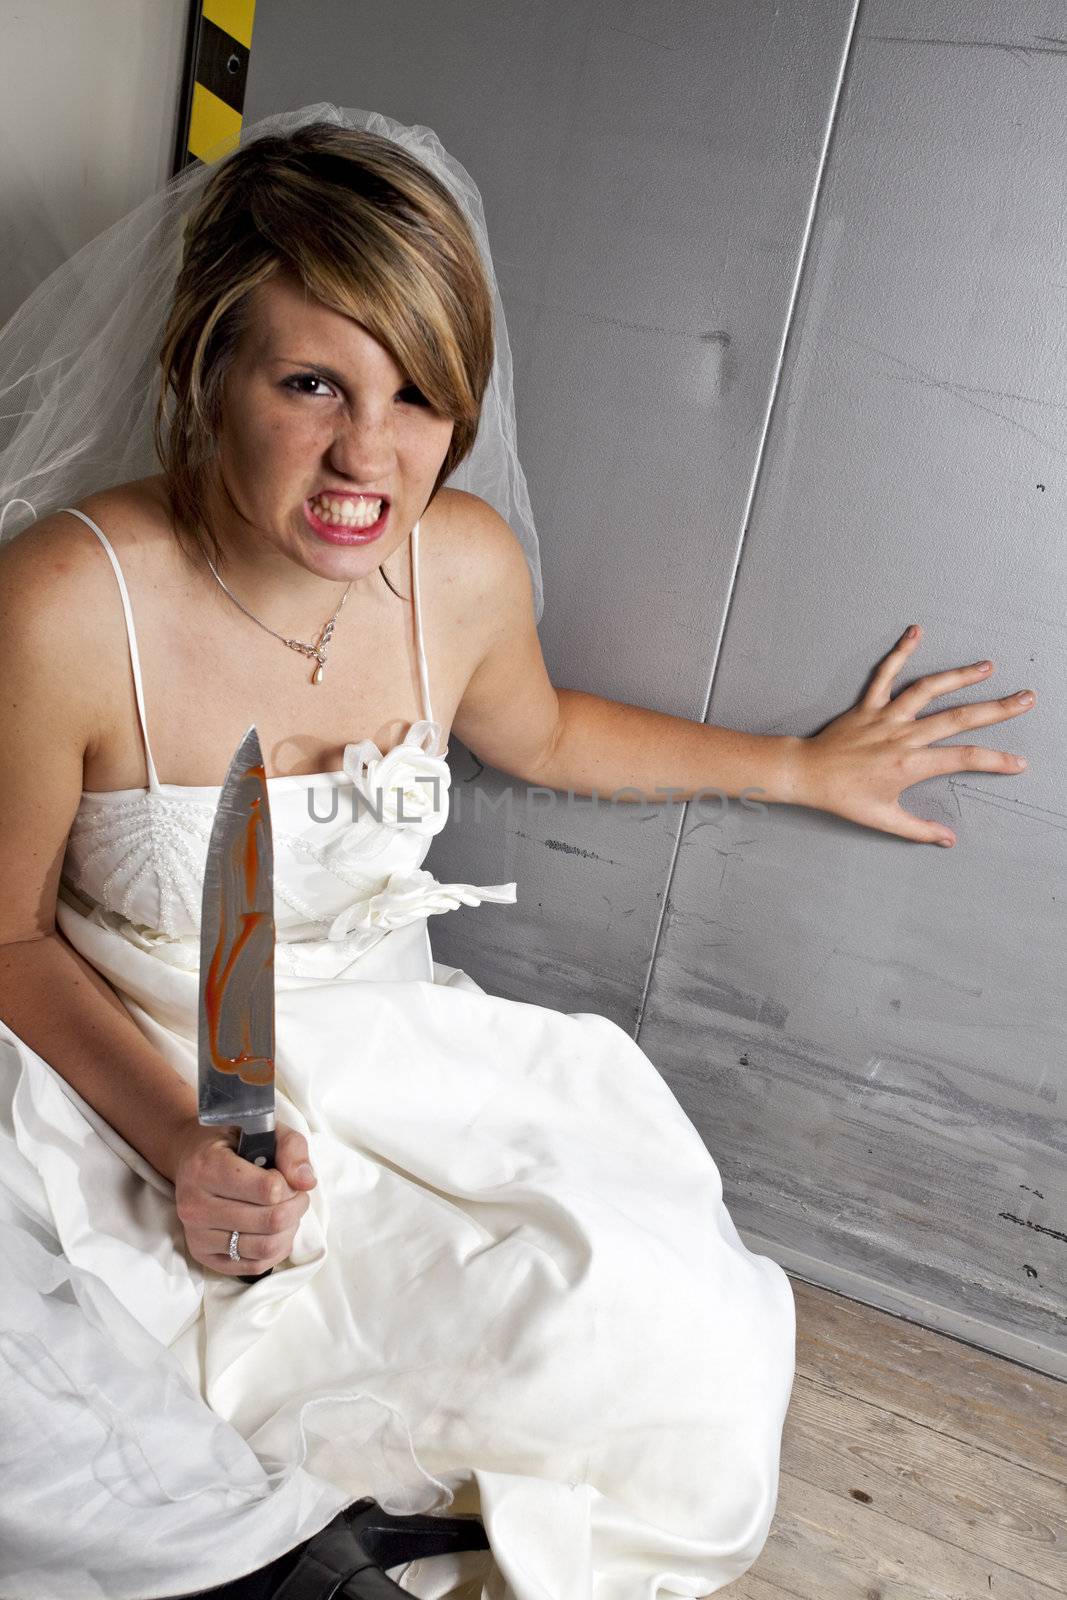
[153,121,495,571]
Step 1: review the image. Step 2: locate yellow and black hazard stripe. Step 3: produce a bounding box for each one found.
[172,0,257,174]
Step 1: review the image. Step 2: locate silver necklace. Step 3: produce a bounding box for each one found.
[205,556,352,685]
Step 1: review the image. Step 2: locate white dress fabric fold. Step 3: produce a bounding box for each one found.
[0,511,795,1600]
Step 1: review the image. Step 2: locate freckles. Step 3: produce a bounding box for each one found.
[267,409,325,446]
[263,420,310,455]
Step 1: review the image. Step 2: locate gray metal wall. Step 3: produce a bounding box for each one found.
[246,0,1067,1378]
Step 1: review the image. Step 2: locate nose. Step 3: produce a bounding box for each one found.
[326,406,396,485]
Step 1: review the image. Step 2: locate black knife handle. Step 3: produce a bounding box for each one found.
[235,1125,277,1284]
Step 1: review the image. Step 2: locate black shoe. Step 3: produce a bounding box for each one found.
[172,1497,491,1600]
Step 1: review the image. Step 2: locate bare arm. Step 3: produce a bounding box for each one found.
[450,499,800,806]
[450,500,1036,845]
[524,690,800,806]
[0,933,201,1183]
[0,514,316,1276]
[0,516,203,1182]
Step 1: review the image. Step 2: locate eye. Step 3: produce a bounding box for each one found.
[282,373,432,407]
[282,373,335,398]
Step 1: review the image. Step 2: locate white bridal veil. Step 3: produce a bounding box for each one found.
[0,100,544,622]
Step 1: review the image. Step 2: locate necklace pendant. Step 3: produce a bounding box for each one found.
[312,661,325,685]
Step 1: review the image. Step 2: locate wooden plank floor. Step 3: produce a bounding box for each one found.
[729,1276,1067,1599]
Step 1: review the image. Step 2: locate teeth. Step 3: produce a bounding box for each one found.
[311,495,383,527]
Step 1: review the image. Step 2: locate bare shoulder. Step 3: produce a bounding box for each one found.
[0,480,166,734]
[425,487,536,630]
[430,492,555,778]
[0,504,104,637]
[0,482,163,939]
[0,479,166,597]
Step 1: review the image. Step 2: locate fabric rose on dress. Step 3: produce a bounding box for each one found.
[327,866,517,946]
[340,720,450,849]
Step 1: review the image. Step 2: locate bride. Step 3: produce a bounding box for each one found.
[0,107,1035,1600]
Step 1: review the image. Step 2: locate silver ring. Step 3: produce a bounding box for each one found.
[228,1229,241,1262]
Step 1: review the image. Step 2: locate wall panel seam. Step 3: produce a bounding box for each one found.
[633,0,867,1046]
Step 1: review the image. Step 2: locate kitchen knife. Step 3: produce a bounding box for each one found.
[198,723,277,1285]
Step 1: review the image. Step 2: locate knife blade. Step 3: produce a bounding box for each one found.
[198,723,277,1284]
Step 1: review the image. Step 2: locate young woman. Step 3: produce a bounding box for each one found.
[0,108,1034,1600]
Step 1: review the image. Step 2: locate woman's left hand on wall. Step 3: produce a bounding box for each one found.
[787,625,1036,847]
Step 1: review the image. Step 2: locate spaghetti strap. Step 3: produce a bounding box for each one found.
[410,517,435,727]
[60,508,161,792]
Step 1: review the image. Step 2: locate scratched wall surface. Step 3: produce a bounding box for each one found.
[636,0,1067,1378]
[246,0,1067,1377]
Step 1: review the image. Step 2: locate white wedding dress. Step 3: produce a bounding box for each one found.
[0,508,796,1600]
